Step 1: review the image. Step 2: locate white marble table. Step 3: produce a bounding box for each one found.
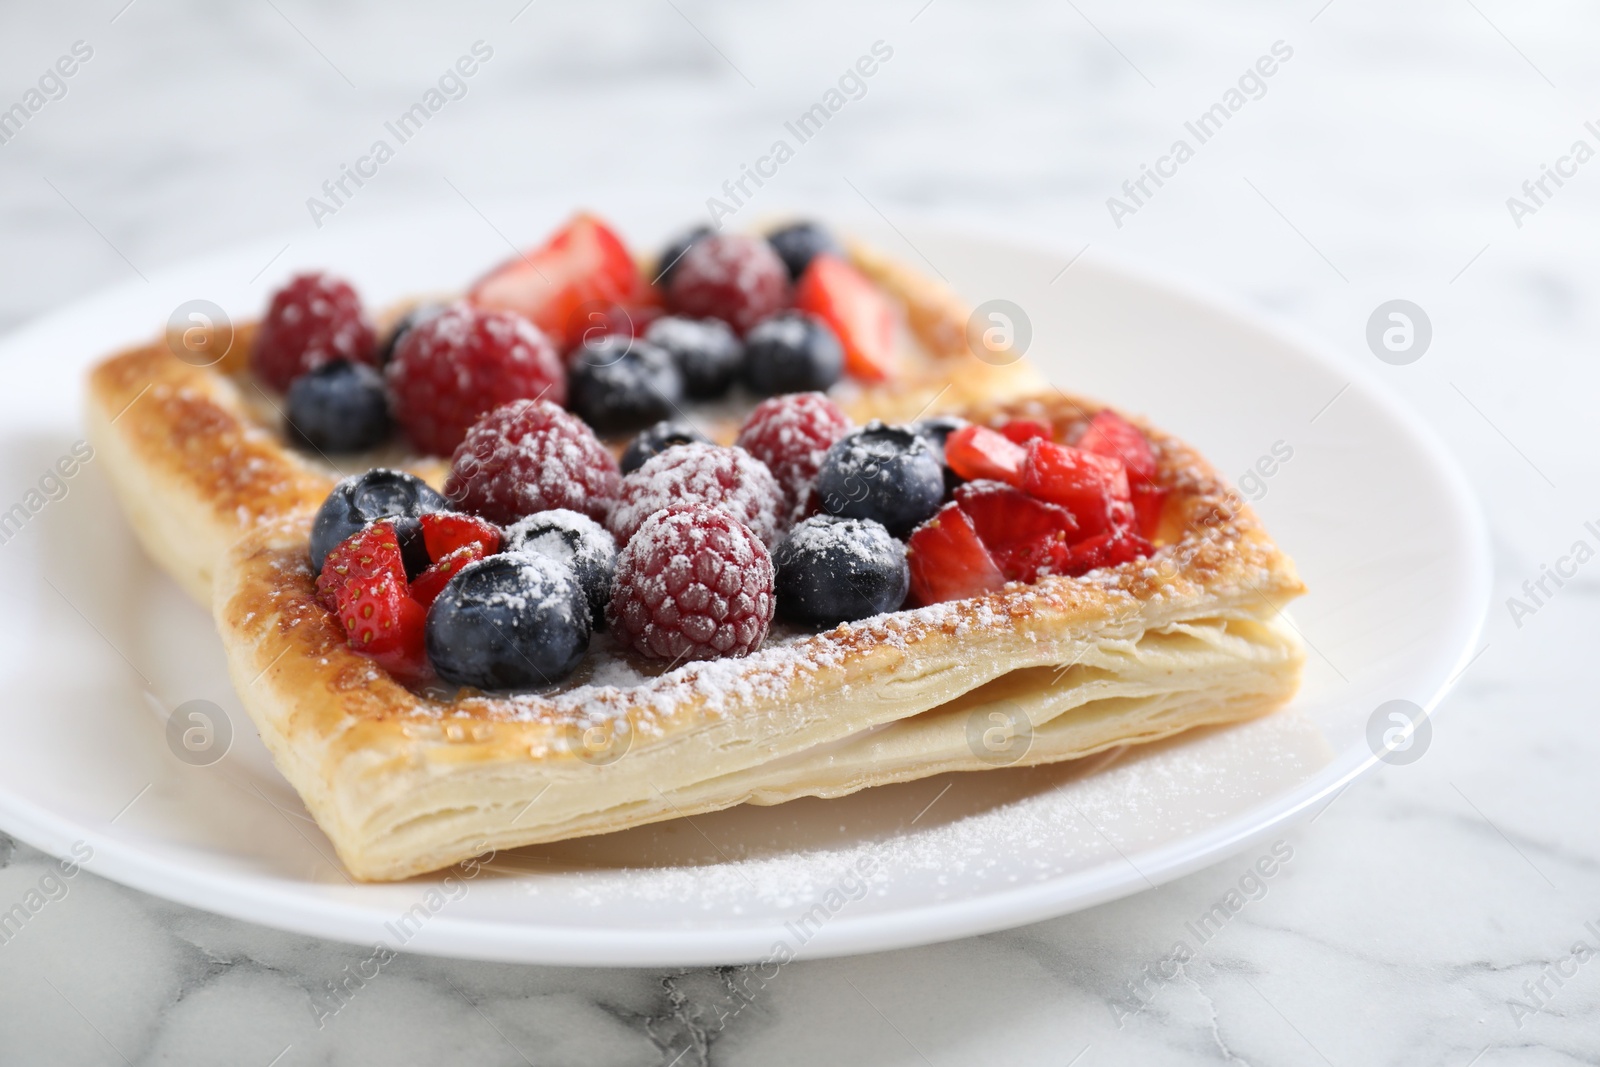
[3,1,1598,1063]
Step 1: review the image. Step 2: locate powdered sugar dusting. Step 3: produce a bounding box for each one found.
[608,442,784,547]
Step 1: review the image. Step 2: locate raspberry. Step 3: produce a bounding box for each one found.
[608,505,775,661]
[386,304,565,456]
[252,272,376,393]
[315,520,407,611]
[443,399,620,526]
[667,234,791,335]
[734,392,852,520]
[608,442,784,548]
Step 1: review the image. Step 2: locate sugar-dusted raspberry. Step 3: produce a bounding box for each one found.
[252,272,376,393]
[386,303,565,456]
[443,399,620,526]
[608,504,775,661]
[734,392,852,520]
[607,442,784,548]
[667,234,791,335]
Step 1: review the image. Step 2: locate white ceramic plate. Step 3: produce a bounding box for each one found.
[0,200,1489,965]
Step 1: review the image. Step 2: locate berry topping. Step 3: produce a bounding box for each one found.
[310,468,450,575]
[425,554,591,690]
[1019,438,1132,537]
[609,442,785,548]
[566,336,685,436]
[644,315,744,399]
[335,569,429,682]
[667,234,791,335]
[504,509,617,630]
[943,423,1027,486]
[409,544,488,610]
[468,213,650,354]
[998,418,1052,446]
[734,392,853,519]
[419,512,502,561]
[314,520,408,612]
[912,414,969,494]
[285,360,392,454]
[953,480,1078,583]
[766,220,845,281]
[620,420,712,475]
[607,505,775,661]
[741,311,844,395]
[252,272,376,393]
[386,304,565,456]
[375,303,444,365]
[815,424,945,538]
[443,399,620,526]
[1076,409,1165,537]
[653,225,712,288]
[773,515,908,627]
[1060,529,1154,576]
[905,502,1005,605]
[794,254,897,382]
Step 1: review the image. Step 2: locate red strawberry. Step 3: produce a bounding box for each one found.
[906,502,1005,605]
[953,481,1078,582]
[409,544,487,609]
[1020,439,1131,536]
[1059,530,1154,576]
[333,571,428,681]
[944,424,1027,486]
[468,213,650,354]
[315,521,407,611]
[1077,410,1156,481]
[1130,485,1168,540]
[794,254,898,382]
[998,418,1052,447]
[419,512,501,562]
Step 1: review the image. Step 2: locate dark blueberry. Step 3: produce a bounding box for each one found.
[774,515,909,626]
[425,554,590,690]
[741,312,843,396]
[285,360,392,455]
[310,468,450,575]
[766,220,844,281]
[913,414,970,495]
[567,336,685,436]
[375,303,444,365]
[619,420,713,475]
[503,509,618,629]
[815,423,945,538]
[644,316,744,399]
[653,225,712,287]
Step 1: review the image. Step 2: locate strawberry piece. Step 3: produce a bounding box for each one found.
[314,521,408,611]
[419,512,501,562]
[409,543,488,609]
[1059,530,1154,577]
[953,481,1078,582]
[1131,484,1168,540]
[794,254,898,382]
[467,213,650,354]
[1077,410,1156,482]
[998,418,1052,447]
[906,502,1006,605]
[1020,439,1131,536]
[944,424,1027,486]
[333,571,429,681]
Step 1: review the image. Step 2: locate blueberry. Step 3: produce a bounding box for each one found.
[375,303,443,365]
[285,360,392,455]
[912,414,969,495]
[568,336,685,436]
[619,420,712,475]
[644,316,744,399]
[503,509,617,629]
[425,554,591,690]
[653,225,712,287]
[310,468,450,575]
[774,515,909,626]
[815,423,945,538]
[741,312,843,396]
[766,221,844,281]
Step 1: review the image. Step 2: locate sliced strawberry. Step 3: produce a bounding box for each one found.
[409,543,487,609]
[1059,530,1154,577]
[998,418,1052,447]
[1077,410,1156,482]
[944,424,1027,486]
[794,254,898,382]
[333,570,428,682]
[953,480,1078,583]
[1130,484,1168,540]
[315,521,408,612]
[906,502,1006,605]
[1020,439,1132,536]
[419,512,501,562]
[468,213,650,354]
